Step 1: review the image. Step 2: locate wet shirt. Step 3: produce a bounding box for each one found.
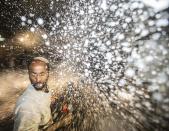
[13,84,52,131]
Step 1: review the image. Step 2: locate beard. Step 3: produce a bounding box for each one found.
[32,82,47,90]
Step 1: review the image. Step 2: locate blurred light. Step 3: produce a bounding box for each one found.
[15,31,41,48]
[0,35,5,41]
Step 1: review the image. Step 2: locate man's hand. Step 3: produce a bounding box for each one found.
[46,113,73,131]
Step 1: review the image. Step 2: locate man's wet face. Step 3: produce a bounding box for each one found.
[28,60,49,90]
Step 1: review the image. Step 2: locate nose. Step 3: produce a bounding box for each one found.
[35,75,41,82]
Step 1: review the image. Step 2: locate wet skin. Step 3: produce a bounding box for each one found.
[28,60,49,90]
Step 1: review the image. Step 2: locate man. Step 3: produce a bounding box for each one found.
[14,57,72,131]
[13,57,52,131]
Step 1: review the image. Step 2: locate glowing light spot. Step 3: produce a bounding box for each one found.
[37,18,44,25]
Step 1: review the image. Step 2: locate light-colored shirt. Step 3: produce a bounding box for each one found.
[13,84,52,131]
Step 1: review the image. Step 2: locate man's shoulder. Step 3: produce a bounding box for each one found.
[18,84,34,98]
[15,85,35,106]
[14,95,37,115]
[15,95,33,110]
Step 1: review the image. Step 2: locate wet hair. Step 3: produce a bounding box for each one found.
[27,57,50,71]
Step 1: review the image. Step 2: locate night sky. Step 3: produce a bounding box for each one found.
[0,0,68,38]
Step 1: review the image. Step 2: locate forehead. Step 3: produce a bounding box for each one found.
[29,60,47,71]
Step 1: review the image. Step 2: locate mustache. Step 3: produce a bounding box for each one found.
[32,83,47,89]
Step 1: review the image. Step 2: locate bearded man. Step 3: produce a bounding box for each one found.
[13,57,52,131]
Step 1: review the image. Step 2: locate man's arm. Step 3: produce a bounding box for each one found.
[13,105,41,131]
